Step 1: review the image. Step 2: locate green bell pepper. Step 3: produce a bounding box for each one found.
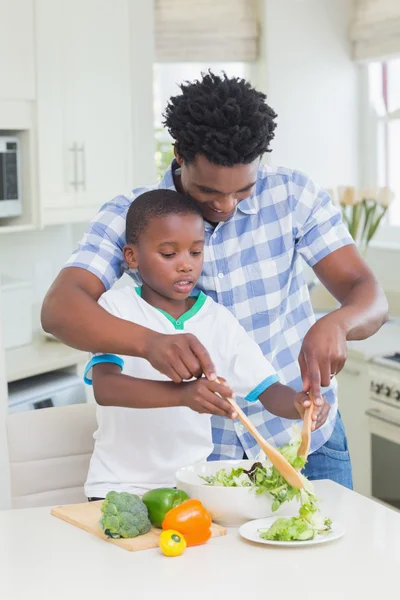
[142,488,189,528]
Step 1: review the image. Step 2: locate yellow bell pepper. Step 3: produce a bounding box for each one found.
[159,529,187,557]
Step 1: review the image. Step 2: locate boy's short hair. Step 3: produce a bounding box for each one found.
[126,189,203,244]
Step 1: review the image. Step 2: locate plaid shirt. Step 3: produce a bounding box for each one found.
[66,161,354,459]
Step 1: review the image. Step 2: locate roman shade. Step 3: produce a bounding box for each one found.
[155,0,259,62]
[351,0,400,61]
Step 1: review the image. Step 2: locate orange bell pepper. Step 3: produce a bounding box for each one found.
[162,499,212,546]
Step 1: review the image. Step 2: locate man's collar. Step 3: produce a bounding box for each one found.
[159,160,178,190]
[237,196,258,215]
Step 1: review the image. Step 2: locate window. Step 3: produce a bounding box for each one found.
[368,58,400,226]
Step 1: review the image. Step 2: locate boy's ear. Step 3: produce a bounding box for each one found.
[123,244,139,269]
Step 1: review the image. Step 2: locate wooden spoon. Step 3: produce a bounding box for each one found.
[216,379,304,489]
[297,392,314,460]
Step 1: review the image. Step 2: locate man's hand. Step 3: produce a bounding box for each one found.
[145,331,217,383]
[298,314,347,403]
[299,244,388,402]
[294,392,330,430]
[179,377,237,419]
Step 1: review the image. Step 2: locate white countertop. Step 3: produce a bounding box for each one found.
[346,320,400,362]
[5,333,87,383]
[1,480,400,599]
[315,312,400,363]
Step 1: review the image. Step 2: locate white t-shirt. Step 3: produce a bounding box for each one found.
[84,287,278,498]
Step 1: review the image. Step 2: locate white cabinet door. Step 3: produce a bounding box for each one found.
[337,358,371,497]
[35,0,131,220]
[35,0,76,212]
[70,0,131,209]
[0,0,35,101]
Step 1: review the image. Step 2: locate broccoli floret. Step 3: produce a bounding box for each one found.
[100,491,151,539]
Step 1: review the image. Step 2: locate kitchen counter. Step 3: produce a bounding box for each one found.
[1,480,399,599]
[346,319,400,361]
[5,333,87,383]
[315,313,400,363]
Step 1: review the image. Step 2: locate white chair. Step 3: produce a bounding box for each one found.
[6,403,97,509]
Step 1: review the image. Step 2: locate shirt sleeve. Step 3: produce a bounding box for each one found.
[83,292,125,385]
[293,171,354,267]
[63,194,134,290]
[221,309,279,402]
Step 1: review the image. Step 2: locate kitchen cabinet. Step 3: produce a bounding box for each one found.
[0,0,35,101]
[337,357,371,497]
[35,0,132,224]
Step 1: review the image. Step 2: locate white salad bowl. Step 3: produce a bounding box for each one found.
[176,459,295,527]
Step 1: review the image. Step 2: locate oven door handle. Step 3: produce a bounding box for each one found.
[365,408,400,428]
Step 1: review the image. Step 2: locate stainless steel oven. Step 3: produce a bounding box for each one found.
[368,356,400,510]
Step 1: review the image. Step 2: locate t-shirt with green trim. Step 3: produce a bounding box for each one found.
[84,285,278,498]
[134,286,207,330]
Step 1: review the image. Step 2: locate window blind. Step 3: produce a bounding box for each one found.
[155,0,259,62]
[351,0,400,61]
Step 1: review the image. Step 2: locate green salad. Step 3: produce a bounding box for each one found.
[201,435,309,512]
[201,432,332,541]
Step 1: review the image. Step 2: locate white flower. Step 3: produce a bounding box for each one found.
[358,187,379,203]
[338,186,360,206]
[377,186,394,208]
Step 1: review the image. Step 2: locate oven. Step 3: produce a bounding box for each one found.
[368,355,400,510]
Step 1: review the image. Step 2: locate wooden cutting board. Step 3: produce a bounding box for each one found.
[51,501,227,552]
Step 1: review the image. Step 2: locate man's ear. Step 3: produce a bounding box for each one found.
[123,244,139,269]
[173,145,183,166]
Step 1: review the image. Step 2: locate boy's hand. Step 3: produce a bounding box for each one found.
[294,392,330,431]
[179,377,237,420]
[145,332,216,383]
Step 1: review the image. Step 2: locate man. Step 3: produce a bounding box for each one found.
[42,72,388,488]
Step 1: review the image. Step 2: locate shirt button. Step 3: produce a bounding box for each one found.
[176,320,181,325]
[218,272,224,279]
[238,424,244,434]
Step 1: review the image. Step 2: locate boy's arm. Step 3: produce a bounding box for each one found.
[91,363,237,419]
[259,382,298,419]
[259,382,330,431]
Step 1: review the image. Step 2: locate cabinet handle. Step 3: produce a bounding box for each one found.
[69,143,78,190]
[342,366,361,377]
[77,144,86,191]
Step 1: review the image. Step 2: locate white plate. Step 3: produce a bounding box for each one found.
[239,516,345,547]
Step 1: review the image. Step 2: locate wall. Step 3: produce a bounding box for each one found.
[255,0,359,189]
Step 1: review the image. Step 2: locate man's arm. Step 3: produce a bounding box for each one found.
[299,244,388,400]
[41,267,216,383]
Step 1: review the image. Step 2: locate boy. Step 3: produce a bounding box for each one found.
[83,189,329,499]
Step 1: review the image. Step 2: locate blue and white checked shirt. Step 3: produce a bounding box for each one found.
[65,161,354,459]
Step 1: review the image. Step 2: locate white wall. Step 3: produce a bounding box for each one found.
[255,0,359,189]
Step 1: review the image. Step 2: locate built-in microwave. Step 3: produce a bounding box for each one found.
[0,136,22,218]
